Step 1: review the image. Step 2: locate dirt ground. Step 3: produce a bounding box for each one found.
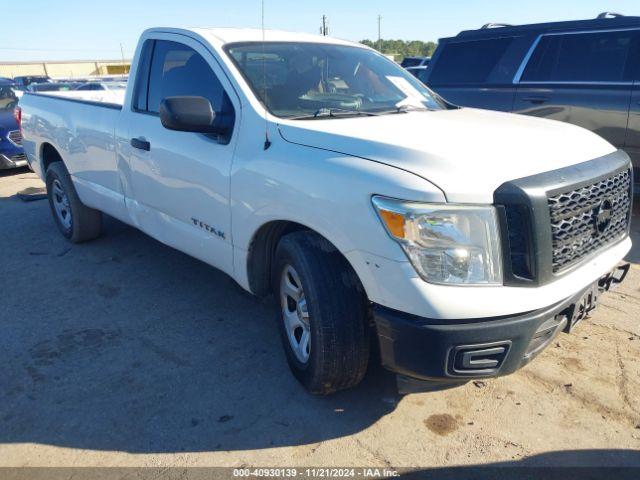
[0,167,639,469]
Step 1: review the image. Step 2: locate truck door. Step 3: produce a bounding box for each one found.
[124,36,239,276]
[513,29,637,150]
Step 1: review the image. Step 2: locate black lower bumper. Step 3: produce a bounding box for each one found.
[374,264,629,388]
[0,153,28,170]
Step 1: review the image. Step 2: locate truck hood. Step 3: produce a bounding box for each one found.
[277,108,616,203]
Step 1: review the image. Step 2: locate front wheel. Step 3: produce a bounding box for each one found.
[274,231,370,394]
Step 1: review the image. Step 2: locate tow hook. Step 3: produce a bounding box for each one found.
[598,262,630,292]
[564,263,630,333]
[565,286,598,333]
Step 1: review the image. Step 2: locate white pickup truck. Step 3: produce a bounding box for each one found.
[20,28,633,394]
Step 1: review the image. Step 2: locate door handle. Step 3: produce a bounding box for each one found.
[522,96,549,105]
[130,137,151,151]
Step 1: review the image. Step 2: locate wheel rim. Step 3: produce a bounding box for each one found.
[52,179,72,230]
[280,264,311,364]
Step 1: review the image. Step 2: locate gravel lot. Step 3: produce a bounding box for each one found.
[1,167,639,469]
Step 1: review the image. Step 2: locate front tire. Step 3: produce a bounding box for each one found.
[274,231,370,394]
[46,162,102,243]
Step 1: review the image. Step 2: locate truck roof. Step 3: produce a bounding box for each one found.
[146,27,363,49]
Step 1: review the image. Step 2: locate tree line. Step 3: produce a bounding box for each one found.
[360,39,437,60]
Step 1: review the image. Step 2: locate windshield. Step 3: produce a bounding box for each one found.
[401,57,424,68]
[30,83,74,92]
[105,82,127,90]
[225,42,443,119]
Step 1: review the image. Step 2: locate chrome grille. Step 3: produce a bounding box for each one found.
[548,169,631,273]
[8,130,22,146]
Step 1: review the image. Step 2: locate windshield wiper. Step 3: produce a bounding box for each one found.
[288,108,382,120]
[375,104,434,115]
[397,104,434,112]
[287,105,433,120]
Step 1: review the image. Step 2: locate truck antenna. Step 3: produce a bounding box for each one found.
[262,0,271,150]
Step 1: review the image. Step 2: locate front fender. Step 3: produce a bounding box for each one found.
[229,143,445,298]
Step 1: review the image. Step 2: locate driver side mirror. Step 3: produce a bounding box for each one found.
[159,96,221,134]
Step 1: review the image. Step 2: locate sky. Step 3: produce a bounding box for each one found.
[1,0,639,62]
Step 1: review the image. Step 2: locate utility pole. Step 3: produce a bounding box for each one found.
[320,15,329,36]
[377,15,382,52]
[120,43,128,74]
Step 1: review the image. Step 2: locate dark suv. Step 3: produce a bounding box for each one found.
[0,79,25,169]
[422,13,640,181]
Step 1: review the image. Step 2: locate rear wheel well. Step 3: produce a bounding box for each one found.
[41,143,63,172]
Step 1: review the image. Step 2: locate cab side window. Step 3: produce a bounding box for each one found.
[149,40,233,113]
[136,39,235,137]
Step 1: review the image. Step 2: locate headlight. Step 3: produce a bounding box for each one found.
[372,196,503,285]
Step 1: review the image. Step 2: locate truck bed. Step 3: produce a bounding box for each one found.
[20,91,124,216]
[27,90,124,109]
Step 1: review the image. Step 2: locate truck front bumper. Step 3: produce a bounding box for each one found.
[374,264,630,390]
